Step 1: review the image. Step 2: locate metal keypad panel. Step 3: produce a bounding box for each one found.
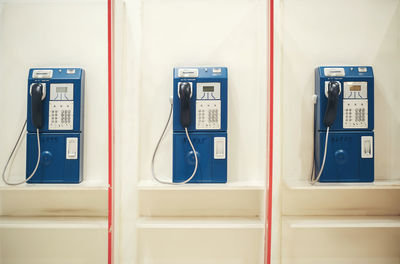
[49,101,74,130]
[343,99,368,129]
[354,108,366,122]
[196,100,221,129]
[61,109,72,124]
[208,109,218,123]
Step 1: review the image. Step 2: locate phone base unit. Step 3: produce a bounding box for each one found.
[173,132,227,183]
[26,133,82,183]
[315,66,374,182]
[173,67,228,183]
[26,68,84,184]
[315,131,374,182]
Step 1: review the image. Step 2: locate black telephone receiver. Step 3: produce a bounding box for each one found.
[30,83,45,129]
[323,81,341,127]
[179,82,192,128]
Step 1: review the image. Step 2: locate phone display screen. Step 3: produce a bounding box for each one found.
[203,86,214,92]
[50,83,74,101]
[56,87,68,93]
[349,85,361,91]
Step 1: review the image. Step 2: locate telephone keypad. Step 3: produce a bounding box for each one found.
[49,101,74,130]
[196,100,221,130]
[343,99,368,129]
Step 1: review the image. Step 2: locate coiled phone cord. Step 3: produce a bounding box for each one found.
[151,101,198,185]
[2,121,41,185]
[310,126,329,184]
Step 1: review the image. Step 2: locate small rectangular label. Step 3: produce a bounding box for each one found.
[361,136,373,158]
[32,70,53,79]
[324,68,345,77]
[178,68,198,78]
[66,137,78,160]
[214,137,226,159]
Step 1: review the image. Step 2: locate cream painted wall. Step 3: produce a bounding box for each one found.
[280,0,400,182]
[273,0,400,263]
[0,1,108,186]
[114,0,268,263]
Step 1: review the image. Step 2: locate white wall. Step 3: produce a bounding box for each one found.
[280,0,400,182]
[0,1,108,185]
[115,0,269,263]
[273,0,400,263]
[0,2,108,263]
[135,0,268,183]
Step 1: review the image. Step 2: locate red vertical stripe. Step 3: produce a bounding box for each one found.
[266,0,274,263]
[107,0,114,263]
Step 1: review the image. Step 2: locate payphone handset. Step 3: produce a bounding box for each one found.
[2,68,84,185]
[312,66,374,183]
[152,67,228,184]
[30,83,46,129]
[323,81,341,127]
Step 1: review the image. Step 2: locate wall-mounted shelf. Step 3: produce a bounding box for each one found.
[137,216,265,229]
[0,181,108,216]
[138,180,265,191]
[138,188,264,217]
[286,216,400,229]
[281,177,400,216]
[0,179,108,191]
[284,178,400,190]
[0,216,107,229]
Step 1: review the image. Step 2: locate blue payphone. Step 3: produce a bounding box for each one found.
[173,67,228,183]
[2,68,84,185]
[152,67,228,184]
[312,66,374,183]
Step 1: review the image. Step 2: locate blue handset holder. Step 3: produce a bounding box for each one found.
[26,68,84,183]
[173,67,228,183]
[315,66,374,182]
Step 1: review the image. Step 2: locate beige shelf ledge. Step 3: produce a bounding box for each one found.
[0,216,107,229]
[138,179,266,191]
[286,216,400,229]
[284,178,400,190]
[136,216,265,229]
